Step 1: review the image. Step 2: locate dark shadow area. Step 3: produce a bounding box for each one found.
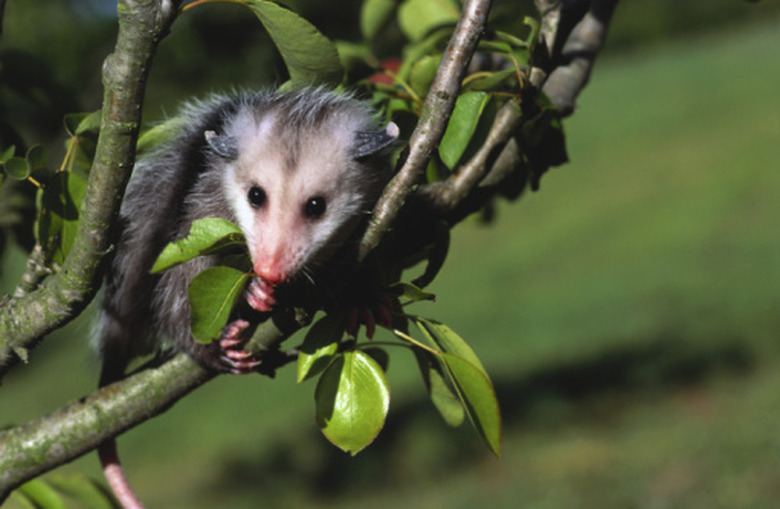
[206,332,755,503]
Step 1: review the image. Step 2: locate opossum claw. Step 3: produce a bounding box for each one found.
[244,278,277,312]
[219,319,263,374]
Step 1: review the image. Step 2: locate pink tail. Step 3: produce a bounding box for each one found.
[99,440,145,509]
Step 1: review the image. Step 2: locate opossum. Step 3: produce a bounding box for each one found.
[97,88,398,508]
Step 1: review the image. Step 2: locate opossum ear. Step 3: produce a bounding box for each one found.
[204,130,239,160]
[352,122,399,159]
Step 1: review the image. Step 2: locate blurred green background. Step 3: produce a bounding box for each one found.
[2,1,780,508]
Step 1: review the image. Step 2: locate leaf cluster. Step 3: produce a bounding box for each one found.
[155,218,501,455]
[8,474,114,509]
[0,0,595,503]
[107,0,570,456]
[299,313,501,456]
[1,112,100,274]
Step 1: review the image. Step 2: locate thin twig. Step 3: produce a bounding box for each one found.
[12,245,51,298]
[423,99,523,213]
[359,0,494,260]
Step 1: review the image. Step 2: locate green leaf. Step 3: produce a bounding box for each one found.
[4,157,30,180]
[48,473,117,509]
[69,136,97,180]
[477,39,514,55]
[414,317,487,373]
[26,144,47,172]
[64,111,101,137]
[334,40,372,72]
[510,47,532,70]
[136,116,189,155]
[63,113,100,181]
[244,0,344,86]
[391,281,436,304]
[438,91,491,169]
[37,171,88,265]
[396,28,452,82]
[425,157,450,182]
[8,490,36,509]
[362,346,390,373]
[521,15,540,49]
[151,217,245,273]
[189,266,249,343]
[11,474,115,509]
[409,54,441,97]
[440,352,502,455]
[315,350,390,455]
[463,68,517,92]
[398,0,459,41]
[297,313,344,383]
[17,479,68,509]
[361,0,399,41]
[495,30,525,48]
[493,17,539,68]
[0,145,15,163]
[64,113,88,137]
[414,349,464,426]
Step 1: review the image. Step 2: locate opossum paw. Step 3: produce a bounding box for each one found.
[219,319,263,375]
[218,344,263,374]
[222,319,251,341]
[244,278,277,312]
[345,295,395,339]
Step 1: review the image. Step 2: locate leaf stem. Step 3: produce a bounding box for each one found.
[181,0,244,12]
[389,329,441,356]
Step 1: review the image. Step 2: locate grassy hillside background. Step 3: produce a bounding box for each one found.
[2,12,779,509]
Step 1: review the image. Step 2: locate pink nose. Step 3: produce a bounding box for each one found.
[254,261,286,285]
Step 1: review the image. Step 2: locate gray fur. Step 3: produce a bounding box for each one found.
[98,88,397,380]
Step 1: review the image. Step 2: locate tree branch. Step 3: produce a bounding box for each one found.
[0,0,180,377]
[0,354,213,500]
[540,0,620,116]
[359,0,493,260]
[422,98,523,214]
[534,0,563,57]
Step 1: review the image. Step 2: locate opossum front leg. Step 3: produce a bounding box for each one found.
[218,319,263,374]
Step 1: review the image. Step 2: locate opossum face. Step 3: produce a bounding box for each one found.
[215,106,394,292]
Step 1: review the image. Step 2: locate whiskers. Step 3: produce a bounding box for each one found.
[298,265,317,286]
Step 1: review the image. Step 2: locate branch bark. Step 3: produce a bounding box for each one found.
[540,0,620,116]
[422,98,523,213]
[359,0,493,260]
[0,354,212,500]
[0,0,180,377]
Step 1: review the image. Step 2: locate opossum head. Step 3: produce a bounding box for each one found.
[208,91,398,307]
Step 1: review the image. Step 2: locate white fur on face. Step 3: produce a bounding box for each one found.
[221,108,369,283]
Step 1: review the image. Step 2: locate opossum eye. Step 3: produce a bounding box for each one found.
[248,186,266,208]
[304,196,327,218]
